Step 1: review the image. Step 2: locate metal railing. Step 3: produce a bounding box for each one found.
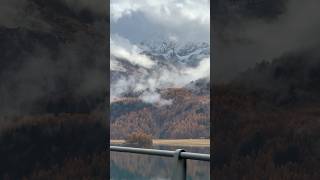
[110,146,210,180]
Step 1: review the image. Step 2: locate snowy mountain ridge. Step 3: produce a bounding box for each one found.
[110,40,210,101]
[111,40,209,73]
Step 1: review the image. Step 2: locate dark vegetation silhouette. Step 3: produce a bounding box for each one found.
[0,113,107,179]
[212,52,320,179]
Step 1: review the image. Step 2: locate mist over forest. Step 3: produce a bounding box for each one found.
[0,0,108,179]
[0,0,108,117]
[212,1,320,179]
[213,0,320,82]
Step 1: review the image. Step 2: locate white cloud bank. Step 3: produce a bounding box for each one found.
[111,0,209,26]
[110,0,210,43]
[110,34,155,69]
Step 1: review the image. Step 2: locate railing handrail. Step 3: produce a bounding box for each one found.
[110,146,210,180]
[110,146,210,161]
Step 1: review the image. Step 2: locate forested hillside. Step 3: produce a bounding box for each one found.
[213,50,320,179]
[111,87,210,139]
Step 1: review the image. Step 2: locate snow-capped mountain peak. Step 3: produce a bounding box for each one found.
[139,40,209,67]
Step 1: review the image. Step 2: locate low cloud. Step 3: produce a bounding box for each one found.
[111,0,209,26]
[140,91,173,106]
[0,0,108,116]
[111,35,210,105]
[111,34,155,69]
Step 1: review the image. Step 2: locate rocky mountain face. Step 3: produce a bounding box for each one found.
[140,41,209,67]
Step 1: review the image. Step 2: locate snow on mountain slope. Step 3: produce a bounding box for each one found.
[110,39,210,103]
[111,40,209,79]
[139,40,209,67]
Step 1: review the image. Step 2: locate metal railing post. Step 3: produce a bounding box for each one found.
[171,149,186,180]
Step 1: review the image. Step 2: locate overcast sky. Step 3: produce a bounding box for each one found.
[110,0,210,44]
